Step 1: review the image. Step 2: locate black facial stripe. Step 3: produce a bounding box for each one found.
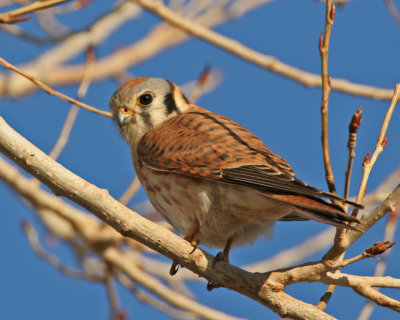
[140,110,152,128]
[164,92,178,115]
[165,80,183,115]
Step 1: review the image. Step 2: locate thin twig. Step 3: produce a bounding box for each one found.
[344,107,362,200]
[316,284,336,310]
[115,271,198,320]
[129,0,395,101]
[105,265,123,320]
[48,47,95,160]
[135,289,198,320]
[0,56,111,117]
[189,64,212,103]
[21,220,104,282]
[319,0,336,194]
[353,82,400,213]
[1,0,394,100]
[340,241,395,268]
[384,0,400,27]
[357,207,399,320]
[340,253,369,267]
[318,0,347,274]
[0,0,69,23]
[1,1,140,46]
[316,268,340,311]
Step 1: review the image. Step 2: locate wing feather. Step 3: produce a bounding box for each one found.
[137,107,361,210]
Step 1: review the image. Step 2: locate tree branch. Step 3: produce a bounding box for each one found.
[319,0,336,194]
[0,56,111,117]
[131,0,394,100]
[354,82,400,209]
[0,0,69,23]
[0,153,243,320]
[0,115,337,319]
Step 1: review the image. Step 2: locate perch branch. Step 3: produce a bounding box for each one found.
[0,155,243,320]
[0,115,339,320]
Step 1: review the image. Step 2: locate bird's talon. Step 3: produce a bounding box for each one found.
[190,239,199,252]
[212,251,228,268]
[207,280,221,291]
[169,261,180,276]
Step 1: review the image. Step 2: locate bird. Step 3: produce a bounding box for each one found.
[109,77,362,274]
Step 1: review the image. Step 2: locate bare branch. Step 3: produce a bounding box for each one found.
[319,0,336,194]
[22,220,104,282]
[0,56,111,117]
[131,0,394,100]
[341,241,396,268]
[322,272,400,312]
[0,154,242,320]
[384,0,400,27]
[189,65,212,103]
[316,283,336,310]
[0,0,69,23]
[0,114,338,320]
[49,47,95,160]
[354,286,400,313]
[0,1,141,98]
[357,207,399,320]
[1,0,394,100]
[344,107,362,200]
[354,82,400,210]
[105,265,123,320]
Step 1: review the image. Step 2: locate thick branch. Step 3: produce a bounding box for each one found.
[0,116,336,319]
[0,156,244,320]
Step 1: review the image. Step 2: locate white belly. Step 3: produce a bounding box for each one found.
[137,166,294,249]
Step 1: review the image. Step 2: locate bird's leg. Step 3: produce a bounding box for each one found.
[183,221,200,251]
[207,236,234,291]
[214,236,233,266]
[169,221,200,276]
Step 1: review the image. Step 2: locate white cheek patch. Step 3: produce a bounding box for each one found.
[148,107,168,127]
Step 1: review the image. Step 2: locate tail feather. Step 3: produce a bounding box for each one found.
[293,177,363,209]
[268,193,361,228]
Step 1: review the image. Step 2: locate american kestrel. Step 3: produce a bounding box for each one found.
[110,77,361,272]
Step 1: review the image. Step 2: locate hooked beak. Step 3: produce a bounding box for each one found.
[117,109,134,129]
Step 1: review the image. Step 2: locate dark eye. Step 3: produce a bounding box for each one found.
[139,94,153,105]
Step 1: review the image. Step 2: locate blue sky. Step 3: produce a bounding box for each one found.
[1,1,400,319]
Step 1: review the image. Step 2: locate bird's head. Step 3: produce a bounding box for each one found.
[109,77,190,146]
